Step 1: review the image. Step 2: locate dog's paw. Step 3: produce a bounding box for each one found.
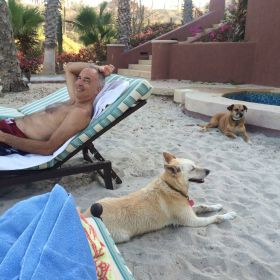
[211,204,223,211]
[216,211,237,223]
[223,211,237,221]
[246,138,252,144]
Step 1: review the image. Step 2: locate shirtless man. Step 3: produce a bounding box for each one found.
[0,62,115,156]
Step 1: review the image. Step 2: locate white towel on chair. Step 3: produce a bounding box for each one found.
[0,80,129,170]
[92,80,129,119]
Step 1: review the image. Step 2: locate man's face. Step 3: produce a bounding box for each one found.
[74,68,100,101]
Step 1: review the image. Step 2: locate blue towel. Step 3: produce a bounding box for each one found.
[0,184,97,280]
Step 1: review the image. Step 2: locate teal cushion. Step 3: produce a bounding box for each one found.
[19,87,70,115]
[0,107,24,120]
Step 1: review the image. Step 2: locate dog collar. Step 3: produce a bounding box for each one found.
[188,199,194,207]
[165,182,194,207]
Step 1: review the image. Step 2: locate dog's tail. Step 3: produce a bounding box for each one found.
[90,203,103,220]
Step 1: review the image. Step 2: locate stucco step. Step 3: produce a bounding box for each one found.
[151,87,174,96]
[129,64,151,71]
[118,68,151,79]
[138,59,152,65]
[149,55,152,60]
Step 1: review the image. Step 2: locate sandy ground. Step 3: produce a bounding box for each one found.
[0,83,280,280]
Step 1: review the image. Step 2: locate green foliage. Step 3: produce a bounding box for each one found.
[73,2,116,60]
[72,2,116,61]
[63,36,83,53]
[224,0,248,41]
[200,0,248,43]
[8,0,44,55]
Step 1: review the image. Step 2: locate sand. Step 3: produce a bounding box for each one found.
[0,83,280,280]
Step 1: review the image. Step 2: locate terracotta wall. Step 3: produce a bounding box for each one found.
[245,0,280,86]
[152,42,256,84]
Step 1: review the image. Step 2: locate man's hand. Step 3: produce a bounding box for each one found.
[98,64,115,76]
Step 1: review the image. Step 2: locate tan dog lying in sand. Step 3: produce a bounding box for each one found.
[84,152,236,243]
[200,104,249,142]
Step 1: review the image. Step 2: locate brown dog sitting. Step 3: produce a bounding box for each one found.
[200,104,249,142]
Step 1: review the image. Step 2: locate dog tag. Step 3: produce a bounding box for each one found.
[188,199,194,207]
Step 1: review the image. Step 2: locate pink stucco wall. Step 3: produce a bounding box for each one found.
[152,42,255,83]
[245,0,280,86]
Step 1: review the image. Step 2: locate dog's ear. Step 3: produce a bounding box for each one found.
[243,105,248,112]
[163,152,176,163]
[227,104,234,111]
[164,164,181,176]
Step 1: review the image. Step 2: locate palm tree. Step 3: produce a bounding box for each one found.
[8,0,44,55]
[73,2,116,61]
[74,3,115,45]
[183,0,193,24]
[117,0,131,49]
[0,0,28,93]
[42,0,60,74]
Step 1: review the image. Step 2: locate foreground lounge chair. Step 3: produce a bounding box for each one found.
[0,184,135,280]
[0,74,152,189]
[82,215,135,279]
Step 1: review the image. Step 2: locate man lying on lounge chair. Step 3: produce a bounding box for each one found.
[0,62,115,156]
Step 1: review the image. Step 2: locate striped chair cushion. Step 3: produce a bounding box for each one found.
[0,107,24,120]
[0,86,70,119]
[30,74,152,170]
[19,87,70,115]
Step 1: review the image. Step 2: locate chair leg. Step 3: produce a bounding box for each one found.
[82,147,92,163]
[103,162,114,190]
[83,144,122,184]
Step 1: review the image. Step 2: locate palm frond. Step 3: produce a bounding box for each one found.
[75,7,97,29]
[99,1,108,17]
[74,2,116,47]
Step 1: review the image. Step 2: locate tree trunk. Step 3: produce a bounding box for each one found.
[183,0,193,24]
[0,0,29,93]
[42,0,60,75]
[117,0,131,49]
